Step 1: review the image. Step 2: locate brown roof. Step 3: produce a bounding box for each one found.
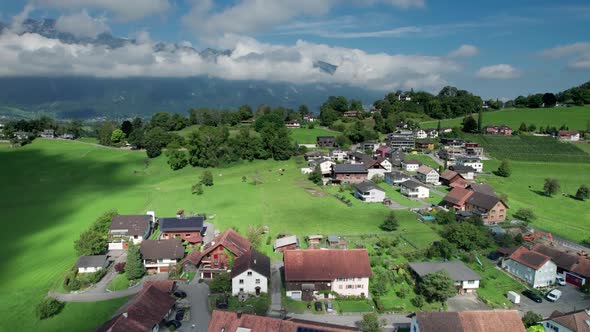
[231,249,271,279]
[96,285,176,332]
[140,239,184,260]
[509,246,552,270]
[416,310,525,332]
[142,280,175,294]
[284,249,372,281]
[206,310,356,332]
[443,187,473,207]
[533,244,590,278]
[466,191,504,210]
[559,130,580,136]
[184,228,251,265]
[110,215,150,236]
[449,178,470,189]
[468,183,495,196]
[417,165,435,175]
[548,309,590,332]
[440,170,459,181]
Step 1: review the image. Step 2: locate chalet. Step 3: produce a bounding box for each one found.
[408,261,481,294]
[284,249,372,301]
[343,110,360,118]
[485,125,513,136]
[558,130,581,142]
[386,136,415,150]
[426,129,439,138]
[40,129,55,138]
[416,140,435,150]
[329,148,348,161]
[231,249,271,296]
[411,310,526,332]
[159,213,206,245]
[316,136,336,147]
[503,246,557,288]
[532,244,590,287]
[450,165,475,180]
[442,187,508,224]
[384,171,411,185]
[465,142,484,157]
[108,213,153,250]
[399,180,430,199]
[140,239,185,274]
[456,156,483,173]
[285,121,301,128]
[309,158,335,176]
[364,157,392,180]
[389,149,406,167]
[183,228,251,279]
[416,165,440,184]
[353,181,386,203]
[415,129,427,139]
[541,309,590,332]
[401,159,421,172]
[76,255,109,274]
[274,235,299,253]
[303,114,316,122]
[331,164,368,184]
[375,145,392,158]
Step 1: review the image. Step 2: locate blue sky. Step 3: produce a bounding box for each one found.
[1,0,590,99]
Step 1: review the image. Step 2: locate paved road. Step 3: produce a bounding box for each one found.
[49,284,143,302]
[176,281,211,332]
[269,262,283,314]
[515,283,590,318]
[291,312,412,330]
[447,293,489,311]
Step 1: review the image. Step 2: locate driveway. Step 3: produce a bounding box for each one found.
[175,280,211,332]
[269,262,283,314]
[202,222,215,245]
[516,284,590,318]
[447,293,489,311]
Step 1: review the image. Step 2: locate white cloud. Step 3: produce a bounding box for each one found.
[448,44,479,57]
[34,0,171,21]
[476,64,521,79]
[55,10,109,38]
[382,0,425,9]
[11,3,35,33]
[314,26,421,39]
[540,42,590,70]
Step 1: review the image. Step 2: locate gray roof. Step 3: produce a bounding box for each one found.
[385,171,409,180]
[332,164,368,174]
[408,261,481,281]
[230,249,271,279]
[353,181,384,193]
[140,239,185,260]
[400,179,426,190]
[402,159,421,165]
[468,183,495,196]
[159,216,204,232]
[450,165,475,173]
[328,235,339,243]
[76,255,109,268]
[466,192,502,210]
[110,215,151,236]
[274,235,298,249]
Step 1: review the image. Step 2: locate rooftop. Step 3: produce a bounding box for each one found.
[408,261,481,281]
[284,249,372,281]
[415,310,525,332]
[231,249,271,279]
[159,215,204,232]
[509,246,552,270]
[332,164,368,174]
[76,255,108,268]
[353,181,384,193]
[140,239,184,260]
[109,215,151,236]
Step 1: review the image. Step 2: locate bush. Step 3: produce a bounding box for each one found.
[114,262,126,273]
[513,208,536,222]
[411,295,425,308]
[36,298,65,320]
[522,311,543,328]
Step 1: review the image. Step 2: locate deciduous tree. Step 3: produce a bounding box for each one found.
[201,170,214,186]
[576,184,589,201]
[543,178,560,196]
[418,270,456,303]
[380,212,399,231]
[496,160,512,177]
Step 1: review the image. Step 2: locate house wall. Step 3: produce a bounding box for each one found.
[201,245,232,271]
[403,164,419,171]
[460,279,480,290]
[458,160,483,173]
[232,269,268,295]
[367,168,387,180]
[143,258,178,273]
[78,266,104,274]
[275,243,297,253]
[504,260,557,288]
[401,186,429,198]
[355,189,385,203]
[418,171,439,184]
[541,320,574,332]
[331,277,369,297]
[334,173,368,184]
[162,231,201,244]
[319,161,335,175]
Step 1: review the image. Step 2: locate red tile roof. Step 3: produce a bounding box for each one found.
[440,170,459,181]
[533,244,590,278]
[443,187,473,207]
[184,228,251,265]
[548,309,590,332]
[509,246,552,270]
[416,310,526,332]
[142,280,175,294]
[284,249,372,281]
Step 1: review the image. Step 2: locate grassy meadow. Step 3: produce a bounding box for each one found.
[288,127,338,144]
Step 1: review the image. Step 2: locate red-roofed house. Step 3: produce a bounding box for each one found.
[503,246,557,288]
[283,249,372,301]
[541,308,590,332]
[558,130,581,142]
[532,244,590,287]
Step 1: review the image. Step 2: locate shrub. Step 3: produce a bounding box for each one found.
[513,208,536,222]
[396,286,408,299]
[411,295,425,308]
[114,262,126,273]
[522,311,543,328]
[36,298,65,320]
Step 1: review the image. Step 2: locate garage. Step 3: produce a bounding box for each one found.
[202,272,212,279]
[289,291,302,300]
[565,272,585,287]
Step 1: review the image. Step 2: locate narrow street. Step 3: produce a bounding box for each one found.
[269,261,283,314]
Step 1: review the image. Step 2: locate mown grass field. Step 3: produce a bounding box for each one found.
[420,106,590,130]
[288,127,337,144]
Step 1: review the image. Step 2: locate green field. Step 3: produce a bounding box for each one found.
[420,106,590,130]
[406,154,441,169]
[288,127,338,144]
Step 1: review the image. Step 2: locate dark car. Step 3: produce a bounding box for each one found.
[175,308,185,321]
[173,290,187,298]
[314,302,323,311]
[165,320,182,329]
[487,252,502,261]
[522,289,543,303]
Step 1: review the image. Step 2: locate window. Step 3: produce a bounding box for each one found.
[347,285,353,289]
[185,233,191,237]
[357,284,363,288]
[337,278,345,282]
[247,271,252,276]
[239,288,244,292]
[134,235,138,239]
[239,279,244,284]
[467,280,475,284]
[255,279,260,284]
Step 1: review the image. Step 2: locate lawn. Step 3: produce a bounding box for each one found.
[379,184,423,207]
[107,273,130,291]
[335,299,374,312]
[574,142,590,154]
[466,260,523,309]
[406,154,441,169]
[288,127,338,144]
[76,137,98,144]
[420,106,590,131]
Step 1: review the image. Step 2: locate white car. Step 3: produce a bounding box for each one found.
[556,276,566,286]
[546,289,562,302]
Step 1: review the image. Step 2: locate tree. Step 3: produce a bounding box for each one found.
[98,121,117,146]
[238,105,253,121]
[462,115,477,133]
[419,270,456,303]
[515,96,528,108]
[522,311,543,328]
[496,160,512,177]
[132,117,143,130]
[110,129,125,144]
[358,313,384,332]
[335,135,351,148]
[192,182,204,195]
[209,272,232,294]
[426,239,457,260]
[246,224,264,249]
[527,94,544,108]
[125,243,146,280]
[513,208,536,222]
[519,122,528,132]
[411,295,425,308]
[128,129,145,149]
[74,229,106,256]
[121,120,133,137]
[528,124,537,132]
[232,127,262,161]
[435,208,456,225]
[166,150,188,170]
[36,298,65,320]
[259,124,294,160]
[380,211,399,231]
[145,141,162,158]
[477,109,483,132]
[308,165,323,185]
[543,178,560,196]
[444,221,491,251]
[114,262,126,273]
[542,93,557,107]
[575,184,589,201]
[201,170,214,186]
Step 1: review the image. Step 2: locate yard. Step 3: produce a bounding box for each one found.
[107,273,130,291]
[466,260,524,309]
[406,154,441,169]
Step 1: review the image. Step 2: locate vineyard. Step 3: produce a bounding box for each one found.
[469,135,590,163]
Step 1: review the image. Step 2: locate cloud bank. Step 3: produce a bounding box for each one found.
[34,0,171,21]
[449,44,479,58]
[55,10,109,38]
[476,64,520,79]
[540,42,590,70]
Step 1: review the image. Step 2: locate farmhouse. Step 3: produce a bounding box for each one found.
[415,129,427,139]
[439,170,466,187]
[274,235,299,253]
[485,125,513,136]
[401,159,421,171]
[348,151,371,164]
[364,157,392,179]
[309,158,335,175]
[159,214,206,245]
[464,142,484,157]
[384,171,411,185]
[284,249,372,301]
[108,214,153,250]
[183,228,251,279]
[343,110,360,118]
[455,156,483,173]
[532,244,590,286]
[450,165,475,180]
[503,246,557,288]
[408,261,481,294]
[231,249,271,296]
[540,308,590,332]
[416,165,440,184]
[442,187,508,224]
[410,310,526,332]
[285,121,301,128]
[331,164,368,184]
[558,130,581,141]
[76,255,109,274]
[353,181,386,203]
[399,180,430,199]
[140,239,185,274]
[426,129,439,138]
[306,235,323,247]
[40,129,55,138]
[317,136,336,147]
[329,148,348,161]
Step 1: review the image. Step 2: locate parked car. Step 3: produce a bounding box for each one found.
[175,308,185,321]
[556,276,566,286]
[325,301,333,312]
[165,320,182,329]
[522,289,542,303]
[314,302,323,311]
[546,289,562,302]
[173,290,187,298]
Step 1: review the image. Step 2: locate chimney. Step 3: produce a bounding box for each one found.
[122,312,128,318]
[237,311,242,318]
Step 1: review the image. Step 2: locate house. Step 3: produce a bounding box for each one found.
[532,244,590,287]
[285,121,301,128]
[389,149,406,167]
[485,125,513,136]
[329,148,347,161]
[231,249,271,296]
[375,145,392,158]
[159,214,206,245]
[343,110,360,118]
[465,142,484,157]
[442,187,508,224]
[415,129,427,139]
[408,261,481,294]
[207,310,356,332]
[60,133,75,140]
[40,129,55,138]
[559,130,581,142]
[541,308,590,332]
[274,235,299,253]
[426,129,439,138]
[14,131,32,140]
[438,147,463,162]
[468,183,496,196]
[353,181,386,203]
[440,127,453,134]
[96,284,176,332]
[440,137,465,148]
[309,158,335,175]
[284,249,372,301]
[348,151,371,164]
[399,180,430,199]
[307,235,323,247]
[360,141,378,152]
[384,171,411,185]
[416,165,440,184]
[386,136,415,150]
[456,157,483,173]
[76,255,109,274]
[398,94,412,101]
[317,136,336,147]
[503,246,557,288]
[304,150,327,161]
[401,159,421,171]
[416,140,435,150]
[331,164,368,184]
[450,165,475,180]
[140,239,185,273]
[183,228,251,279]
[108,214,153,250]
[439,170,465,187]
[327,235,340,247]
[410,310,526,332]
[442,187,473,210]
[364,157,392,180]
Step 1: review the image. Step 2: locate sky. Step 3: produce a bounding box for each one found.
[0,0,590,99]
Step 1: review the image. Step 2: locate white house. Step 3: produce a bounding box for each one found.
[364,157,391,180]
[450,165,475,180]
[558,130,580,142]
[284,249,372,300]
[231,249,271,296]
[415,129,427,139]
[416,165,440,184]
[140,239,185,274]
[309,158,335,175]
[76,255,109,274]
[408,261,481,294]
[108,213,154,250]
[540,309,590,332]
[400,180,430,199]
[353,181,386,203]
[456,157,484,173]
[384,171,411,185]
[503,246,557,288]
[401,159,421,172]
[427,129,439,138]
[330,149,348,162]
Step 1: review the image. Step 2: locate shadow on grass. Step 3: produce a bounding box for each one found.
[530,189,549,197]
